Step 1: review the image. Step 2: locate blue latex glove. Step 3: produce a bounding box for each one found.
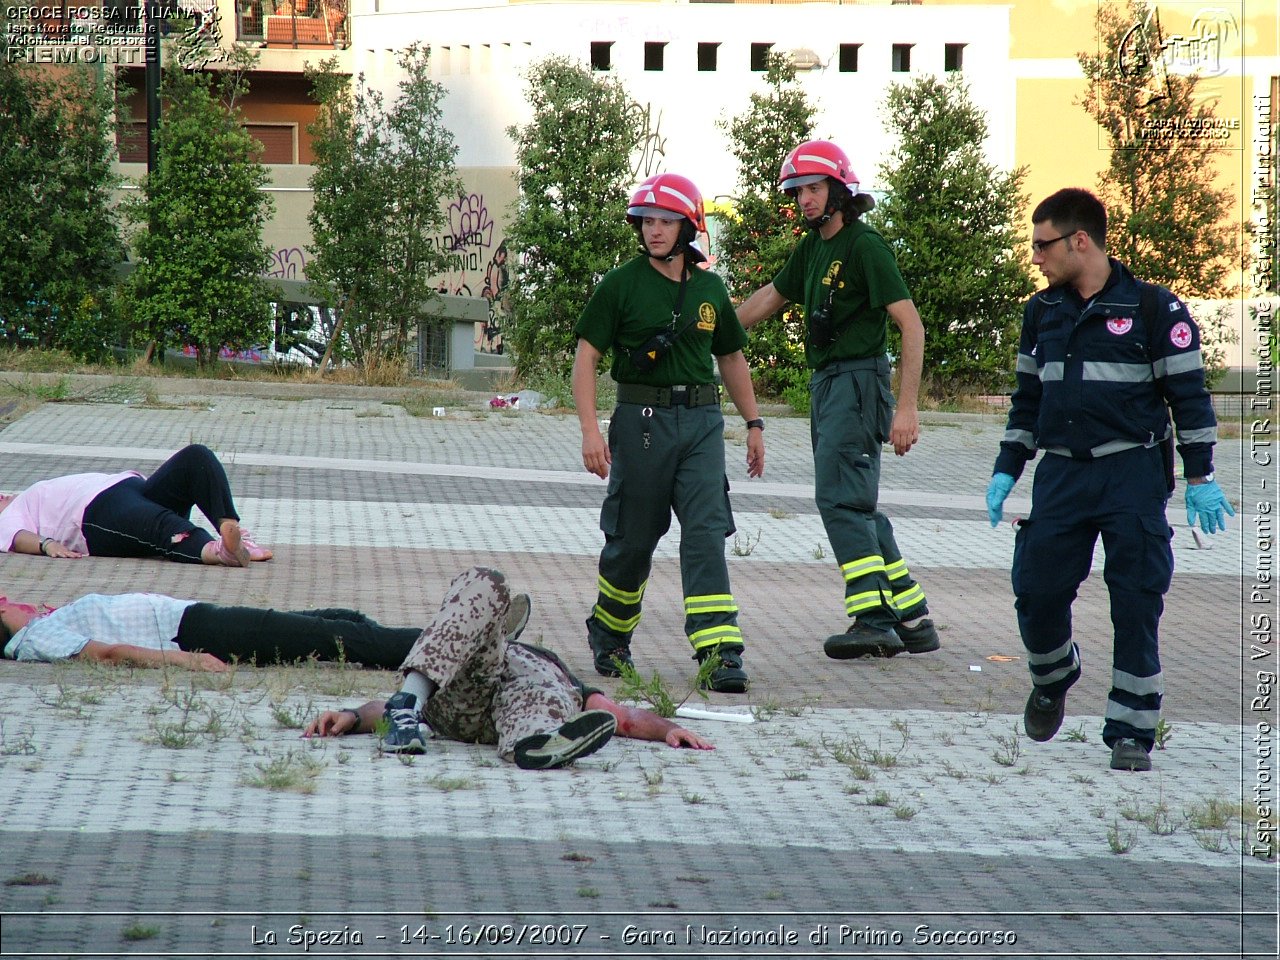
[1185,479,1235,534]
[986,473,1016,528]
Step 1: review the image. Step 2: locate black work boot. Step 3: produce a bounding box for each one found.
[588,632,633,678]
[824,621,905,659]
[695,644,749,694]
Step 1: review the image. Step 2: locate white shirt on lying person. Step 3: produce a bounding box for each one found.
[4,593,196,662]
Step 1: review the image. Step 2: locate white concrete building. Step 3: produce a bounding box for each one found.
[347,0,1015,344]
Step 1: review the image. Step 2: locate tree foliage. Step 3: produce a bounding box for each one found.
[307,45,460,370]
[717,55,815,395]
[0,45,122,358]
[504,56,642,379]
[1080,0,1239,375]
[871,75,1034,399]
[125,51,273,367]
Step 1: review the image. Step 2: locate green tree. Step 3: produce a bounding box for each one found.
[0,45,122,358]
[1080,0,1238,374]
[717,55,815,397]
[504,55,642,380]
[307,45,460,371]
[871,75,1034,400]
[126,53,273,367]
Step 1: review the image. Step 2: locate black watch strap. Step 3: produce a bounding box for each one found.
[745,418,765,431]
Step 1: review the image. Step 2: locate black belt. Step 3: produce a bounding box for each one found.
[616,383,720,407]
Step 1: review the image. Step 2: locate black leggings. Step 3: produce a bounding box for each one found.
[175,604,422,669]
[81,445,240,563]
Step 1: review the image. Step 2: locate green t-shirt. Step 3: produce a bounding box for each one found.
[772,220,912,369]
[575,255,748,386]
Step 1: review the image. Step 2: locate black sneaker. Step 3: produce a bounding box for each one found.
[504,593,531,643]
[824,622,906,659]
[513,710,617,770]
[1109,738,1152,772]
[379,691,427,754]
[589,637,633,678]
[1023,689,1066,742]
[894,618,941,654]
[695,645,749,694]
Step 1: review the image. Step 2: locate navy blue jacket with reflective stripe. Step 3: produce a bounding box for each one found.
[995,259,1216,481]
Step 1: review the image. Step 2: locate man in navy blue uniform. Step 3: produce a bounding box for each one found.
[986,188,1234,772]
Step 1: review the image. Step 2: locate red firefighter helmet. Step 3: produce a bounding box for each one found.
[778,140,860,193]
[626,173,707,233]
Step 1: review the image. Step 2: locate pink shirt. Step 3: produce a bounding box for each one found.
[0,472,142,554]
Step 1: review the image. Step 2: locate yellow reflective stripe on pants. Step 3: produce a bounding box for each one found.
[690,624,744,650]
[892,583,924,611]
[884,558,909,581]
[685,594,738,616]
[592,605,641,634]
[597,575,646,606]
[843,590,883,614]
[841,555,886,581]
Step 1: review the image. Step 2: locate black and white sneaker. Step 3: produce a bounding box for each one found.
[379,691,427,754]
[513,710,617,770]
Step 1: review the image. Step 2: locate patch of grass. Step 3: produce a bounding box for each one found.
[681,791,707,805]
[427,775,473,792]
[561,852,594,864]
[892,803,918,821]
[577,887,600,899]
[866,790,892,807]
[121,921,160,942]
[767,507,794,520]
[812,544,825,560]
[782,770,809,781]
[243,749,326,794]
[1184,796,1245,831]
[1153,718,1173,750]
[1062,724,1089,743]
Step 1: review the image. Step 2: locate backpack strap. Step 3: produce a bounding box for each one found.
[1136,280,1176,494]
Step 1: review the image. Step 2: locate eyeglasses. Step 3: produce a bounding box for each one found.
[1031,232,1074,255]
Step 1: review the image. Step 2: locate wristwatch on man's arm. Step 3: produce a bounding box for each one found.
[745,418,764,431]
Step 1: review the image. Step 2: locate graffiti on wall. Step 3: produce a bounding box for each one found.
[268,246,307,280]
[430,192,509,354]
[629,101,668,181]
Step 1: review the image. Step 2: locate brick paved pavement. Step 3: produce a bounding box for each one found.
[0,374,1271,960]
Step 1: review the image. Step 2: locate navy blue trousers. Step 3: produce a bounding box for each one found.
[1011,445,1174,747]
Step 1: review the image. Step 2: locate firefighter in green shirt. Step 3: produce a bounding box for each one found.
[572,173,765,694]
[737,139,940,660]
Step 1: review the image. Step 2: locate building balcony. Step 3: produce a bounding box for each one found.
[238,0,348,48]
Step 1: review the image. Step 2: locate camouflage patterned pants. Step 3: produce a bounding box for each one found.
[402,567,584,761]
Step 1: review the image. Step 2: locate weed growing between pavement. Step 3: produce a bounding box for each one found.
[1063,724,1089,743]
[1107,819,1138,854]
[613,658,713,718]
[120,921,161,942]
[731,528,762,557]
[269,697,316,730]
[0,719,37,756]
[1154,718,1174,750]
[991,725,1023,767]
[767,506,794,520]
[243,749,326,794]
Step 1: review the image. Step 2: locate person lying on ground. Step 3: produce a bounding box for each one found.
[304,567,714,770]
[0,444,271,568]
[0,592,420,671]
